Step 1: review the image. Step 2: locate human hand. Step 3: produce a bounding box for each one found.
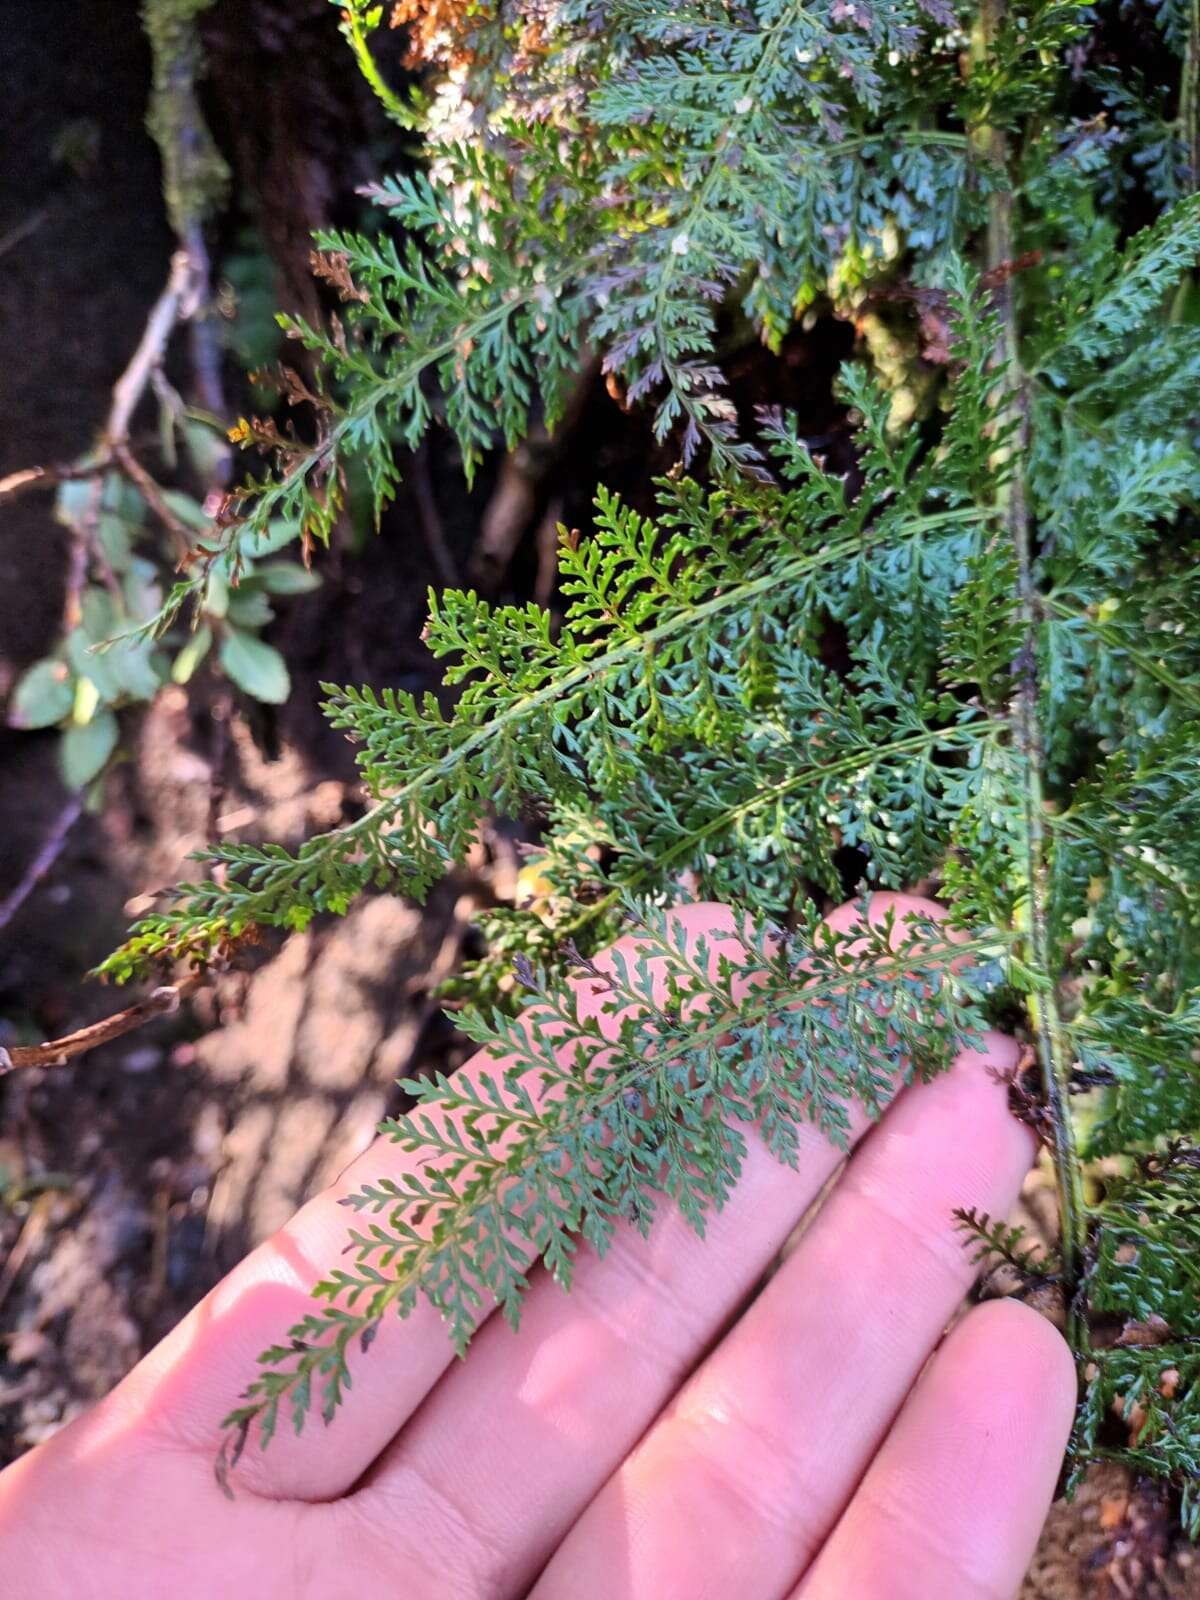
[0,894,1074,1599]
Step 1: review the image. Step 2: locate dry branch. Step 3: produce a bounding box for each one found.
[107,249,199,446]
[0,972,206,1074]
[112,441,195,561]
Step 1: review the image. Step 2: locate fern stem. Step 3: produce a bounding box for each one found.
[1183,0,1200,193]
[971,0,1089,1355]
[338,3,419,130]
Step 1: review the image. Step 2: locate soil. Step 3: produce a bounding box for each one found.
[0,6,1195,1596]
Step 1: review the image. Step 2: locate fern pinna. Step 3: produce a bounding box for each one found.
[100,0,1200,1521]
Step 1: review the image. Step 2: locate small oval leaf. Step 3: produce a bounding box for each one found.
[172,624,213,686]
[255,562,322,596]
[9,659,74,729]
[219,628,290,704]
[67,629,122,704]
[60,710,119,789]
[226,587,274,629]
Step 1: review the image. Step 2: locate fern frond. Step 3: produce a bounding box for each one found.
[92,0,1200,1517]
[103,343,1007,978]
[1076,992,1200,1159]
[954,1206,1059,1280]
[1038,192,1200,382]
[218,901,998,1461]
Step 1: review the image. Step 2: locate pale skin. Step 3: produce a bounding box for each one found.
[0,893,1076,1598]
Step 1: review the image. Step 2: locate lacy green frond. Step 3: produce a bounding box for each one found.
[137,0,1004,632]
[1037,192,1200,382]
[217,900,998,1480]
[1081,990,1200,1152]
[1077,1347,1200,1539]
[1089,1157,1200,1343]
[103,329,1010,980]
[953,1206,1060,1280]
[1074,1158,1200,1525]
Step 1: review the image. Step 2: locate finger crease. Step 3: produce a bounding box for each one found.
[346,1453,518,1600]
[849,1475,1014,1600]
[669,1391,827,1566]
[837,1178,981,1290]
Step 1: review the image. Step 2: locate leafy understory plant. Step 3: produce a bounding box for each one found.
[7,470,319,789]
[5,0,316,793]
[95,0,1199,1524]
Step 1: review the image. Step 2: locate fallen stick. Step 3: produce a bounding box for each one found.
[0,972,206,1073]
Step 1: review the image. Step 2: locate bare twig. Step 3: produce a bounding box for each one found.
[7,247,201,507]
[205,691,233,844]
[0,206,47,264]
[0,463,101,503]
[182,225,229,424]
[473,449,541,587]
[112,442,194,561]
[107,249,198,446]
[5,250,203,629]
[61,475,106,630]
[0,798,85,936]
[469,353,599,591]
[0,972,206,1073]
[391,890,481,1081]
[534,496,565,607]
[0,1205,49,1321]
[6,3,230,583]
[0,466,51,500]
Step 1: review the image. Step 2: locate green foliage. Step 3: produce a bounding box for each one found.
[218,628,291,705]
[92,0,1200,1521]
[3,0,318,794]
[219,900,996,1471]
[60,711,120,789]
[101,327,1005,972]
[9,659,75,730]
[3,469,318,792]
[144,0,995,623]
[1078,991,1200,1157]
[1075,1154,1200,1535]
[1078,1345,1200,1538]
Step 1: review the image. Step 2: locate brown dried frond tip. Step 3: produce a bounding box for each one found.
[390,0,481,70]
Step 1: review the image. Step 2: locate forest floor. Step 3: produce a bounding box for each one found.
[0,5,1196,1596]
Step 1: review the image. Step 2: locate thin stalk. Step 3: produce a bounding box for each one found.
[1171,0,1200,323]
[339,4,420,130]
[1044,597,1200,713]
[1183,0,1200,194]
[971,0,1089,1354]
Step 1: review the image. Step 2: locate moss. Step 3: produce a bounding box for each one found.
[141,0,229,235]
